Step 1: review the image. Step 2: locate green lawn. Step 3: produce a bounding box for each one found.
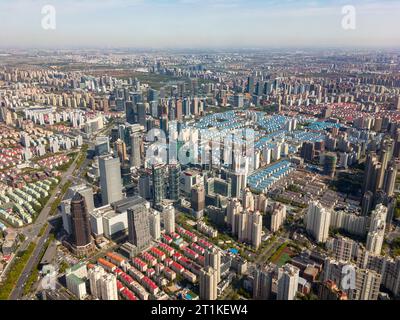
[276,253,292,267]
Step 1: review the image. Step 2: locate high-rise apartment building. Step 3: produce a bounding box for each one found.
[205,247,222,284]
[149,209,161,241]
[162,204,175,234]
[199,266,218,300]
[277,263,300,300]
[306,201,331,243]
[253,264,275,300]
[366,204,387,255]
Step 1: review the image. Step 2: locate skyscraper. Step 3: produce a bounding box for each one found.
[306,201,331,243]
[127,196,151,249]
[70,193,93,255]
[168,163,181,201]
[114,138,127,164]
[191,184,205,219]
[99,155,123,205]
[300,142,315,162]
[233,94,244,109]
[323,152,337,178]
[152,164,166,205]
[130,132,142,168]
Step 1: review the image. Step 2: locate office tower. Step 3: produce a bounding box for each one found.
[100,273,118,300]
[139,173,151,200]
[149,210,161,241]
[136,102,147,128]
[191,78,199,96]
[65,184,95,215]
[121,163,132,187]
[246,76,255,94]
[237,210,262,249]
[255,81,264,96]
[384,163,397,197]
[148,88,159,102]
[300,142,315,162]
[152,164,166,205]
[323,152,337,177]
[70,193,93,253]
[125,101,136,124]
[191,184,205,219]
[366,204,387,255]
[127,196,151,249]
[168,163,181,200]
[199,266,218,300]
[162,204,175,234]
[306,201,331,243]
[114,138,127,163]
[253,264,274,300]
[176,100,183,121]
[88,265,105,299]
[233,94,244,109]
[95,136,110,156]
[277,264,300,300]
[326,236,354,262]
[205,247,221,284]
[99,155,123,205]
[227,170,246,198]
[361,191,374,216]
[130,132,142,168]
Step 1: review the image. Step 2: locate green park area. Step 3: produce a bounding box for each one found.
[0,243,36,300]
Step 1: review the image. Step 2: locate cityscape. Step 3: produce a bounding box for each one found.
[0,0,400,306]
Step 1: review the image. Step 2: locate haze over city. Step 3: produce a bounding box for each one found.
[0,0,400,49]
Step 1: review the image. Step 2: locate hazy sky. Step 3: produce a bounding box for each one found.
[0,0,399,49]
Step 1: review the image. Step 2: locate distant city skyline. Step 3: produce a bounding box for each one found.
[0,0,399,49]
